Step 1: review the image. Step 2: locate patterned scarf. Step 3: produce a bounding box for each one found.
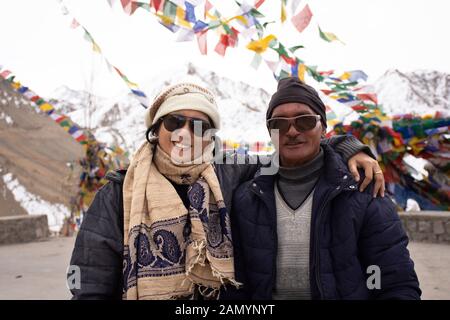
[122,142,239,300]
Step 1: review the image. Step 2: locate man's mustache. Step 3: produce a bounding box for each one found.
[284,136,306,144]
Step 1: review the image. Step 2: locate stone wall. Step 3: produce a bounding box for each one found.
[0,215,50,245]
[399,211,450,244]
[1,212,448,245]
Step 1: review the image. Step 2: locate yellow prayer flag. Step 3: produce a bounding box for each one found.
[157,13,175,26]
[176,7,191,28]
[340,72,351,80]
[125,79,139,88]
[226,15,248,26]
[39,103,54,113]
[281,2,287,23]
[329,95,339,100]
[92,42,102,53]
[321,29,345,45]
[246,34,276,54]
[327,119,340,127]
[298,63,306,82]
[206,12,218,20]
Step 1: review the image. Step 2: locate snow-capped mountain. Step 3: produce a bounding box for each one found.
[49,86,148,152]
[49,63,273,154]
[374,69,450,116]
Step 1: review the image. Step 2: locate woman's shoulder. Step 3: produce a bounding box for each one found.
[105,169,128,185]
[84,169,126,223]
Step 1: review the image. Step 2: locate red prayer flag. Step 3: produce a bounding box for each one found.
[196,30,207,55]
[120,0,131,10]
[281,55,296,66]
[151,0,164,12]
[357,93,378,104]
[204,0,213,18]
[0,70,12,79]
[70,18,80,29]
[76,134,87,142]
[291,4,313,33]
[214,34,229,56]
[120,0,138,15]
[321,89,334,95]
[319,70,334,76]
[351,105,368,112]
[255,0,265,9]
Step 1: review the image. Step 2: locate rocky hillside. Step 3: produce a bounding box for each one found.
[0,78,83,231]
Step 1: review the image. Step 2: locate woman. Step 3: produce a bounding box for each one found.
[68,82,384,300]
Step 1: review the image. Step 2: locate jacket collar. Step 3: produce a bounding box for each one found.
[252,143,360,194]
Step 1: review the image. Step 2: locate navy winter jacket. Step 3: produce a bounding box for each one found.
[224,144,421,300]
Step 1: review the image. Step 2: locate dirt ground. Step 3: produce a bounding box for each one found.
[0,236,448,300]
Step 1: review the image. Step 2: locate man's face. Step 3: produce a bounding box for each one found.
[269,102,324,167]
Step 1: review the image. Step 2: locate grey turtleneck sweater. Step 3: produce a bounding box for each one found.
[273,148,325,300]
[277,148,324,209]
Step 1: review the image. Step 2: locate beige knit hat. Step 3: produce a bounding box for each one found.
[145,83,221,130]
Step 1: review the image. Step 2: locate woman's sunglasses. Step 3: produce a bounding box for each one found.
[162,114,213,137]
[266,114,321,133]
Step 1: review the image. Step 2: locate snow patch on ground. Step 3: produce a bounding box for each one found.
[0,112,13,125]
[2,172,70,232]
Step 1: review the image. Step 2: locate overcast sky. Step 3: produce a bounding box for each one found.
[1,0,449,98]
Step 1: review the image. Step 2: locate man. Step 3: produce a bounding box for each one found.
[225,77,421,300]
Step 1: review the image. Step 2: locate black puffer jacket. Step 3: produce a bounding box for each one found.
[68,136,370,299]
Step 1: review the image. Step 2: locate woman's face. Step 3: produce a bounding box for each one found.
[158,110,213,163]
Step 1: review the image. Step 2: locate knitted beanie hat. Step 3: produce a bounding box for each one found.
[145,82,221,129]
[267,77,327,129]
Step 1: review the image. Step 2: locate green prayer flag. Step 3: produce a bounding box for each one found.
[163,0,177,18]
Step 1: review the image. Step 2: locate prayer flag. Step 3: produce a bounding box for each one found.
[291,4,312,33]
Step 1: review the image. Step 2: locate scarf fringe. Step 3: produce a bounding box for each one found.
[185,240,207,277]
[183,239,242,298]
[211,267,243,289]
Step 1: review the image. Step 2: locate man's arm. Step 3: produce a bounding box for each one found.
[358,195,421,300]
[324,135,385,197]
[324,134,374,161]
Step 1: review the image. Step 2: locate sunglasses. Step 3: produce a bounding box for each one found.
[266,114,321,133]
[162,114,213,137]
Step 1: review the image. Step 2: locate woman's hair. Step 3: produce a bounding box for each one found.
[145,118,162,145]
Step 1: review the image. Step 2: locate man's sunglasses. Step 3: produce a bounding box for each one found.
[162,114,213,137]
[266,114,321,133]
